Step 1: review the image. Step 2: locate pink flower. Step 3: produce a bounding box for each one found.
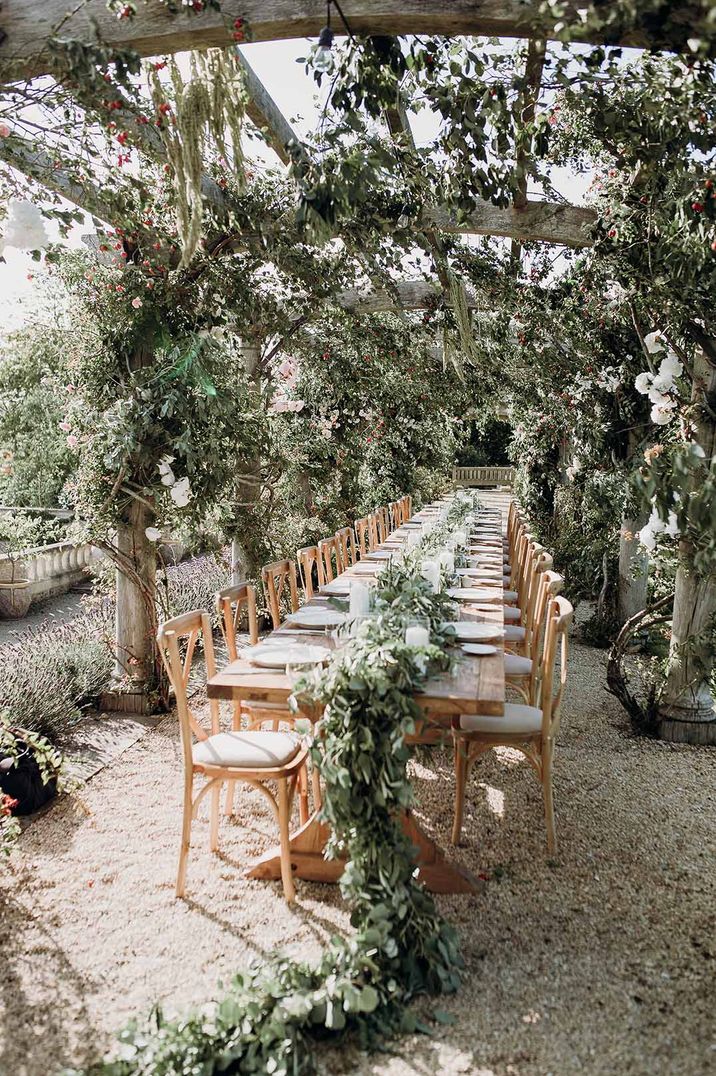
[65,384,75,393]
[59,420,71,432]
[131,296,143,309]
[0,123,10,138]
[66,434,79,449]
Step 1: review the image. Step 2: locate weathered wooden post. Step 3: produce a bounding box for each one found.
[230,337,263,582]
[658,348,716,743]
[104,498,158,713]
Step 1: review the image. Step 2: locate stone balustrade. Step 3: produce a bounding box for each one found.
[0,540,104,609]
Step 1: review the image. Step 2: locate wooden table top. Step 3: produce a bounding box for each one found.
[207,513,506,719]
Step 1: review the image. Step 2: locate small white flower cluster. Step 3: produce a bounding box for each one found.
[638,505,680,551]
[566,457,582,482]
[158,456,192,507]
[0,199,51,254]
[634,332,683,426]
[269,357,305,413]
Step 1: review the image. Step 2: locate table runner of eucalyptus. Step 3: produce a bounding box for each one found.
[70,495,482,1076]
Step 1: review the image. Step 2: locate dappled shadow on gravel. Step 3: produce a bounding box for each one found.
[1,642,714,1076]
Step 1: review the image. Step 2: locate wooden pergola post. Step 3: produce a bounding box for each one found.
[230,337,264,583]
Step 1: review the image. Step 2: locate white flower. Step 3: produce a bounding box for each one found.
[170,476,191,507]
[634,372,652,395]
[643,330,666,354]
[690,443,706,459]
[651,374,674,396]
[638,524,657,551]
[665,511,680,539]
[1,199,51,250]
[648,383,671,404]
[145,526,162,542]
[651,400,676,425]
[658,352,683,380]
[158,456,175,486]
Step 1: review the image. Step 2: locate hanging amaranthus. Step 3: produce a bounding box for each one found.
[149,48,247,267]
[448,271,479,365]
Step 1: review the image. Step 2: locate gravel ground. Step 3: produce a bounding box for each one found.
[1,640,714,1076]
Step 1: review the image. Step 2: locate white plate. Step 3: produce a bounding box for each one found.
[461,643,498,656]
[250,642,328,669]
[447,587,502,603]
[445,621,503,642]
[458,568,502,579]
[319,580,351,596]
[365,551,391,560]
[285,608,347,629]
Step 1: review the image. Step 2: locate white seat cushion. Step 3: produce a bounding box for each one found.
[503,588,518,601]
[503,605,521,621]
[459,702,542,735]
[504,653,531,677]
[504,624,526,642]
[193,731,300,769]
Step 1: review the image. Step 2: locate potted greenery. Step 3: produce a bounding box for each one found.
[0,711,63,855]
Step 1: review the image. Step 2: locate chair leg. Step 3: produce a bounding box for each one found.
[310,764,322,812]
[210,781,221,853]
[277,778,296,902]
[542,745,556,854]
[451,738,469,845]
[298,765,310,825]
[224,780,236,816]
[176,776,193,898]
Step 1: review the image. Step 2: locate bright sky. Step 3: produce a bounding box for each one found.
[0,38,593,333]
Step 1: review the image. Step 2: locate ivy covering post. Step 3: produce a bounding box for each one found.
[658,348,716,744]
[110,496,158,711]
[230,337,263,583]
[617,431,650,626]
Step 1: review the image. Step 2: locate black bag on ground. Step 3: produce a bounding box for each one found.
[0,742,57,815]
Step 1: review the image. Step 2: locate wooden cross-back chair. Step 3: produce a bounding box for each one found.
[377,507,391,542]
[317,536,340,583]
[452,594,574,854]
[368,511,382,549]
[355,517,372,557]
[334,526,358,571]
[388,501,401,532]
[157,609,309,902]
[504,563,562,702]
[215,582,313,816]
[261,559,299,629]
[403,495,412,522]
[297,545,323,599]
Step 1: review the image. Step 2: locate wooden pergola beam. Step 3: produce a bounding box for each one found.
[0,2,701,79]
[336,278,479,313]
[425,200,594,248]
[0,133,125,228]
[235,48,300,166]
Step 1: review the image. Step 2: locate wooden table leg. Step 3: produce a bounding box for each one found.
[247,810,485,895]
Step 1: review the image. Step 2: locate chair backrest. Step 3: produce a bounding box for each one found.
[318,536,340,583]
[334,527,357,571]
[157,610,217,773]
[379,506,391,541]
[261,559,299,629]
[388,501,401,531]
[215,582,259,659]
[537,595,573,741]
[368,511,382,548]
[402,495,412,522]
[297,545,323,598]
[355,516,371,557]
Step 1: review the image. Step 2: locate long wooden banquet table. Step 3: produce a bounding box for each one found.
[207,501,506,894]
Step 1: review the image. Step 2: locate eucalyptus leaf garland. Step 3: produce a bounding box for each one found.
[67,498,482,1076]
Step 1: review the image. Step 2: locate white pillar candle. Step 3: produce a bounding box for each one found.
[421,559,440,593]
[405,624,430,647]
[440,550,455,572]
[349,582,370,616]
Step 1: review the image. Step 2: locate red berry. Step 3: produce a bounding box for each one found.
[692,202,704,212]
